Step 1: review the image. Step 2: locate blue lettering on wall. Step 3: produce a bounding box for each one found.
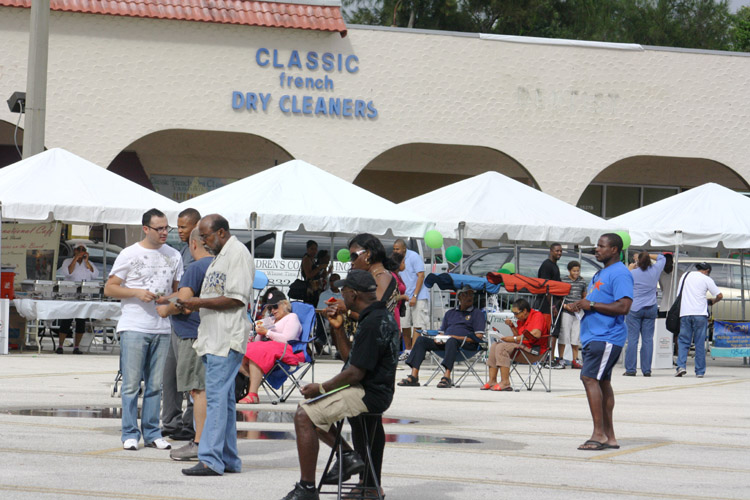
[243,47,377,120]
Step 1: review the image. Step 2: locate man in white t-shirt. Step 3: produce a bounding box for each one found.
[56,243,100,354]
[675,262,722,378]
[104,209,183,451]
[393,239,428,360]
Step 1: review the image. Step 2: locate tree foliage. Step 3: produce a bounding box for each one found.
[343,0,746,51]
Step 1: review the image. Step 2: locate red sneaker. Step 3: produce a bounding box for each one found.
[571,359,583,369]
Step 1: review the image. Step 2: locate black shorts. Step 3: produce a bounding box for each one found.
[580,341,622,381]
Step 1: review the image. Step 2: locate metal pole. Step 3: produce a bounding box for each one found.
[249,212,257,258]
[458,221,465,274]
[22,0,51,158]
[741,250,746,321]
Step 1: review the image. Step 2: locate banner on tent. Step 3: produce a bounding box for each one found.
[1,223,61,284]
[713,321,750,349]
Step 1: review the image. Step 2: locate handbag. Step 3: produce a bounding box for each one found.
[288,265,310,300]
[666,272,691,334]
[234,372,250,403]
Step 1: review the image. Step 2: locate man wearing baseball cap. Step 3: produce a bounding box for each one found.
[675,262,722,378]
[281,269,399,500]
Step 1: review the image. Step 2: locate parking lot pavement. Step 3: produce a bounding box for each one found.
[0,352,748,499]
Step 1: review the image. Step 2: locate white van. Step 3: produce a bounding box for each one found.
[230,230,442,290]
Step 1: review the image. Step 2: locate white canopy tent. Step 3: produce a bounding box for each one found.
[610,183,750,319]
[399,171,616,272]
[0,148,181,277]
[399,171,614,244]
[0,148,180,225]
[178,159,433,237]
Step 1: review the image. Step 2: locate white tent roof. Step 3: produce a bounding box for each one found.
[178,159,433,237]
[609,183,750,248]
[0,148,179,225]
[398,171,613,243]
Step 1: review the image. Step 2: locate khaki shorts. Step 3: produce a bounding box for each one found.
[176,337,205,392]
[300,385,368,431]
[400,299,428,329]
[559,312,581,346]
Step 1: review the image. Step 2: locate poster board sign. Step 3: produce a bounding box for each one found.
[713,321,750,349]
[0,223,61,284]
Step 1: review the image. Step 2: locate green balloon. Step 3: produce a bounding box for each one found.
[445,246,463,263]
[498,262,515,274]
[615,230,631,249]
[424,230,444,249]
[336,248,350,263]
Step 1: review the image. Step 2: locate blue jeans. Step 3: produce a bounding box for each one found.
[678,315,708,375]
[198,350,243,474]
[120,331,170,443]
[624,304,658,374]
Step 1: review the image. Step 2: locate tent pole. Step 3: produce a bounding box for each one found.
[458,221,465,274]
[102,224,108,302]
[249,212,257,259]
[741,250,746,321]
[514,242,520,299]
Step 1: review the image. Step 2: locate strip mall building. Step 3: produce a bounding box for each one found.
[1,0,749,219]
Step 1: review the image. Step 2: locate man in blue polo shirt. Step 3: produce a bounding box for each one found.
[398,285,484,388]
[569,233,633,451]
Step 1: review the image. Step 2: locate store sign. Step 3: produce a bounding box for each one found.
[231,48,378,119]
[151,175,236,202]
[0,223,61,283]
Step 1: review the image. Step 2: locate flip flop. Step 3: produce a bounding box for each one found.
[480,383,492,390]
[490,384,513,392]
[605,443,620,449]
[238,393,259,404]
[578,440,608,451]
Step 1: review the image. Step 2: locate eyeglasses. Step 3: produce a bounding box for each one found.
[511,310,522,317]
[147,225,171,233]
[350,249,367,262]
[199,230,217,241]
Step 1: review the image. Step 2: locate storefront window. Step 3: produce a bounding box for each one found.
[643,187,678,206]
[577,185,603,216]
[605,186,640,218]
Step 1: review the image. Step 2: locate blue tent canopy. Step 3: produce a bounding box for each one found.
[424,273,502,294]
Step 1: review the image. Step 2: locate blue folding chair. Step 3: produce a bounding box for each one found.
[249,271,269,320]
[259,301,317,404]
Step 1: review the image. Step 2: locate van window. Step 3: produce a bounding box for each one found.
[467,250,512,276]
[729,263,750,288]
[281,233,400,261]
[231,231,276,259]
[677,262,731,288]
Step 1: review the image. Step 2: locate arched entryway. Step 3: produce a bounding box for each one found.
[353,143,537,203]
[107,129,294,201]
[577,155,750,218]
[0,119,25,168]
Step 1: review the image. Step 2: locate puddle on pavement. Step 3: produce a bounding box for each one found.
[237,430,480,444]
[3,407,476,445]
[4,407,420,426]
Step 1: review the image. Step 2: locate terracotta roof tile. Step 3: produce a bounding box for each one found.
[1,0,347,35]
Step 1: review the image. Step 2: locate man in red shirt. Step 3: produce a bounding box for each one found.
[482,298,547,391]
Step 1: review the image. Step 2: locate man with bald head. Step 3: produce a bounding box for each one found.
[178,214,254,476]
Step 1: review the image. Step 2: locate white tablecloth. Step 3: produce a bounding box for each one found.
[13,299,121,321]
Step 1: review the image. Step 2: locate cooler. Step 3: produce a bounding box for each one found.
[1,267,15,300]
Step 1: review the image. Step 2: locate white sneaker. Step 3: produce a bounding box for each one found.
[123,439,138,451]
[145,438,172,450]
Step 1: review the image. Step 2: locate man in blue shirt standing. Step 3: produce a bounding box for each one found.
[570,233,633,451]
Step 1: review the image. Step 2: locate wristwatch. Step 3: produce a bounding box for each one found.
[589,301,596,311]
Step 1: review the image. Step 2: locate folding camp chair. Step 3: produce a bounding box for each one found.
[259,301,316,404]
[422,330,488,388]
[250,271,269,320]
[486,271,571,392]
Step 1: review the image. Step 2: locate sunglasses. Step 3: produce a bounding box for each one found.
[267,304,279,311]
[511,310,522,317]
[350,249,367,262]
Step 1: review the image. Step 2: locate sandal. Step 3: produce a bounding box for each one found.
[480,383,492,390]
[436,376,452,388]
[490,384,513,392]
[238,392,259,404]
[397,375,420,387]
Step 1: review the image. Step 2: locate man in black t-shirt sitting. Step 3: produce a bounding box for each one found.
[281,270,400,500]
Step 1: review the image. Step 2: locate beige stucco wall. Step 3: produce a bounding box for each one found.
[0,7,748,204]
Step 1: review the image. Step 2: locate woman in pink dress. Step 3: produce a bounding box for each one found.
[239,290,303,404]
